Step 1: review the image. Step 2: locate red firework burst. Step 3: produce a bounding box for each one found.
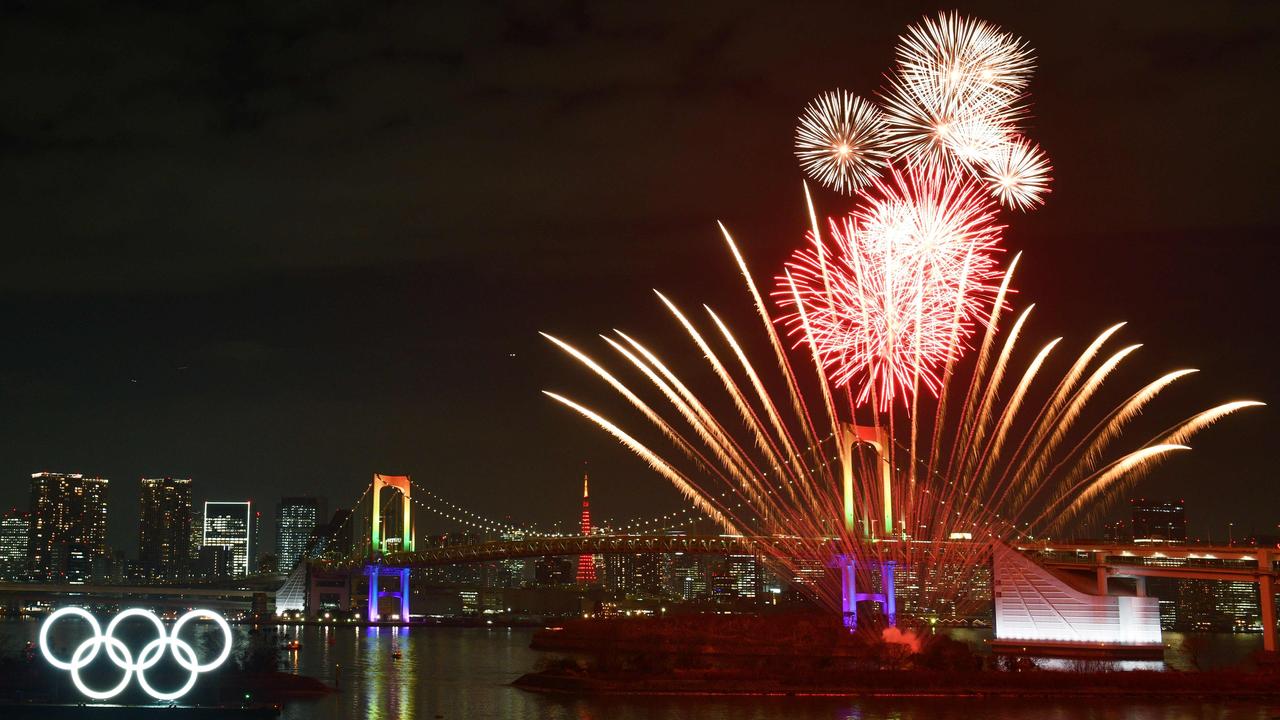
[775,165,1006,408]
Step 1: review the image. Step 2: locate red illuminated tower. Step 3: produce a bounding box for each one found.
[575,470,596,584]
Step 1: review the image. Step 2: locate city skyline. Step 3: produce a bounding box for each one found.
[4,466,1277,566]
[3,465,1274,585]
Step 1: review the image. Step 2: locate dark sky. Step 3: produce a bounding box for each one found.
[1,2,1276,555]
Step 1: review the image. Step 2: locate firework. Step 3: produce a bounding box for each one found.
[543,11,1252,627]
[882,11,1032,173]
[544,216,1260,618]
[879,72,1013,173]
[774,164,1004,408]
[895,11,1033,110]
[984,135,1052,210]
[795,91,890,194]
[803,11,1050,208]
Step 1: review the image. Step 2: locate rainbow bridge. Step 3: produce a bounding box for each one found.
[278,473,1280,655]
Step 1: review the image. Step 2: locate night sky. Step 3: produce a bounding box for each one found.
[1,2,1276,555]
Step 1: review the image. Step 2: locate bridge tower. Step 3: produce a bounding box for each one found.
[370,473,414,555]
[832,423,897,630]
[366,473,414,623]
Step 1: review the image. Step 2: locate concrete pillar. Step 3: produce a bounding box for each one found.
[838,555,857,630]
[367,569,380,622]
[399,568,410,622]
[1135,576,1147,597]
[1259,551,1275,653]
[1094,552,1108,595]
[883,561,897,627]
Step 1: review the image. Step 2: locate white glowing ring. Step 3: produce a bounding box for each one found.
[69,635,133,700]
[170,609,234,672]
[38,607,234,701]
[39,606,102,670]
[135,637,200,701]
[104,608,167,669]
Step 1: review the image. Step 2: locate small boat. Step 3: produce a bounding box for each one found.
[391,649,402,660]
[284,640,302,651]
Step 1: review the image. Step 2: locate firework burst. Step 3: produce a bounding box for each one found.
[796,11,1051,209]
[774,165,1004,408]
[542,11,1255,628]
[895,11,1033,109]
[544,205,1260,619]
[795,91,890,194]
[881,15,1030,173]
[983,135,1052,210]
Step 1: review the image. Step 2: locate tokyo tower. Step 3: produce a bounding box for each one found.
[575,470,596,583]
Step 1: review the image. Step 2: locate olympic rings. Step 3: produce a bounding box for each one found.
[38,607,234,701]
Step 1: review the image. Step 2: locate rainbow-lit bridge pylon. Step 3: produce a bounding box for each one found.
[831,423,897,630]
[367,473,414,622]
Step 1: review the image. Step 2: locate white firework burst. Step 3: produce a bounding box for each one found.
[881,12,1032,174]
[983,135,1052,210]
[879,75,1005,172]
[897,11,1033,108]
[795,90,890,195]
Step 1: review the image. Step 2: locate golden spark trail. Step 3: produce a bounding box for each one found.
[542,391,741,534]
[721,223,826,462]
[598,334,762,498]
[1045,444,1190,530]
[1155,401,1266,446]
[992,324,1127,508]
[958,304,1034,483]
[969,336,1061,498]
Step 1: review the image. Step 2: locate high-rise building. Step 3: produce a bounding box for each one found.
[28,472,109,581]
[190,508,204,558]
[138,478,193,582]
[1131,498,1187,543]
[603,552,665,596]
[251,509,263,573]
[575,472,596,584]
[203,501,251,577]
[277,497,322,571]
[0,509,30,581]
[195,545,234,580]
[669,552,709,600]
[307,508,354,559]
[727,554,759,599]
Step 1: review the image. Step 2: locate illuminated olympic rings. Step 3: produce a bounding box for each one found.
[38,607,234,701]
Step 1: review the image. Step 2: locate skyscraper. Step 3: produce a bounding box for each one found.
[727,554,759,599]
[251,509,263,573]
[28,472,109,581]
[203,501,251,577]
[575,471,596,584]
[309,508,354,559]
[277,497,322,571]
[1131,498,1187,543]
[190,508,203,558]
[0,509,30,581]
[138,478,192,582]
[603,552,665,595]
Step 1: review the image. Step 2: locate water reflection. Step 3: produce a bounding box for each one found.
[0,620,1274,719]
[271,625,1279,720]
